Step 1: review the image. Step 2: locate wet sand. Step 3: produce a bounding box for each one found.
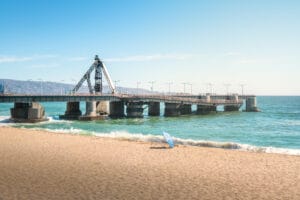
[0,126,299,200]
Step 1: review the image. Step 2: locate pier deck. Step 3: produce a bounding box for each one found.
[0,93,258,122]
[0,94,246,106]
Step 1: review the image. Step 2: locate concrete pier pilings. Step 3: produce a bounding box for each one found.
[164,103,181,117]
[246,97,259,112]
[10,102,47,122]
[85,101,97,116]
[79,101,108,120]
[109,101,125,118]
[60,102,82,120]
[148,102,160,116]
[224,105,240,111]
[205,94,211,102]
[2,93,261,122]
[126,101,144,118]
[224,94,240,112]
[96,101,110,115]
[180,104,192,115]
[196,105,217,115]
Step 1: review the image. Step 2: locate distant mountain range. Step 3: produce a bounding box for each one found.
[0,79,153,95]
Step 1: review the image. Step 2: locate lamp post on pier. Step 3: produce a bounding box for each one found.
[114,80,120,93]
[0,80,5,94]
[206,83,213,94]
[165,82,173,94]
[182,82,189,94]
[60,80,65,95]
[70,78,77,94]
[136,81,141,94]
[187,83,193,94]
[37,78,43,95]
[224,83,231,95]
[148,81,155,93]
[239,84,246,96]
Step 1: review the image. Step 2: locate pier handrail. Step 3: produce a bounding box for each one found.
[0,93,244,106]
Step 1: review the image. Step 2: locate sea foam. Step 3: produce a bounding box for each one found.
[1,115,299,156]
[33,127,300,156]
[0,116,11,126]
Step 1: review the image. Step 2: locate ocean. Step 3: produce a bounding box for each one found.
[0,96,299,155]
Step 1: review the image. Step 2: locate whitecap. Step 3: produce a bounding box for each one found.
[8,126,300,156]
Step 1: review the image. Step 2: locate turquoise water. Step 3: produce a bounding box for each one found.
[1,96,299,155]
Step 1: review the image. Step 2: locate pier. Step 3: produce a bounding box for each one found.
[0,93,259,122]
[0,55,259,122]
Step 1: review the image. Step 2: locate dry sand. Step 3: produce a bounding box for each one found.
[0,126,299,200]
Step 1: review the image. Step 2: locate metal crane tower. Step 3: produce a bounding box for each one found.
[72,55,116,94]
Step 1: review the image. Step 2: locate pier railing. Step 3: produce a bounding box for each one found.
[0,93,244,106]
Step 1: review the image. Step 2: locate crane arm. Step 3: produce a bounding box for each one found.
[86,74,94,94]
[72,63,96,93]
[101,61,116,94]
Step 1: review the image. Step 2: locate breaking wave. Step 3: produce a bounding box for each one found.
[0,115,72,126]
[1,115,299,156]
[0,116,11,126]
[28,127,300,156]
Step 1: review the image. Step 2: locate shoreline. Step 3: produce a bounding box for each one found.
[0,126,300,199]
[1,118,299,156]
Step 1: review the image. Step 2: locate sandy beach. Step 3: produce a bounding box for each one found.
[0,126,299,200]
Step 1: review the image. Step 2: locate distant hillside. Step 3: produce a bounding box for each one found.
[0,79,153,95]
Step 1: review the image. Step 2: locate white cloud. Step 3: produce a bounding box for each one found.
[0,54,57,63]
[0,56,33,63]
[27,63,60,69]
[0,53,200,64]
[67,56,88,61]
[224,52,241,56]
[103,54,199,62]
[236,58,273,65]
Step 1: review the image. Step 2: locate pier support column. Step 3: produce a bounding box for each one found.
[148,102,160,116]
[164,103,181,117]
[83,101,97,117]
[80,101,108,120]
[196,105,217,115]
[224,95,241,112]
[180,104,192,115]
[96,101,110,115]
[224,105,240,112]
[205,94,211,102]
[109,101,125,118]
[126,101,144,118]
[60,102,82,120]
[246,97,259,112]
[10,102,47,123]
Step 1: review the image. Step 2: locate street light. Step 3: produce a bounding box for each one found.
[71,78,77,85]
[0,80,5,94]
[37,78,43,95]
[114,80,120,93]
[27,79,33,95]
[148,81,155,93]
[223,83,231,95]
[70,78,77,94]
[206,83,213,94]
[60,80,65,95]
[165,82,173,94]
[239,84,246,96]
[181,82,189,94]
[136,81,141,94]
[187,83,193,94]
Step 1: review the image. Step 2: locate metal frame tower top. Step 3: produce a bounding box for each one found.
[72,55,116,94]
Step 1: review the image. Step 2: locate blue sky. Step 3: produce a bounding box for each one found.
[0,0,299,95]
